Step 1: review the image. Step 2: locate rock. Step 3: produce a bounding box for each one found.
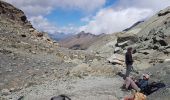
[18,96,24,100]
[6,69,13,72]
[153,36,168,46]
[117,41,129,48]
[107,54,124,65]
[138,50,152,55]
[163,48,170,54]
[0,97,7,100]
[31,51,36,54]
[0,49,12,54]
[1,89,11,95]
[70,63,91,77]
[0,0,32,26]
[9,88,17,92]
[114,47,122,53]
[117,33,138,43]
[164,59,170,62]
[29,28,35,32]
[158,8,170,16]
[20,34,26,37]
[153,44,159,50]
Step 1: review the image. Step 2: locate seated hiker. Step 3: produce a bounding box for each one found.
[122,74,150,92]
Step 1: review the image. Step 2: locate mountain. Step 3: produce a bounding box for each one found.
[48,32,74,41]
[59,31,104,50]
[1,1,170,100]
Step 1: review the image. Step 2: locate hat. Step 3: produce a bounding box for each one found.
[143,74,150,79]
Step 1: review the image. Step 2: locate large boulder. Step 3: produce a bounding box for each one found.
[117,32,138,44]
[107,54,124,65]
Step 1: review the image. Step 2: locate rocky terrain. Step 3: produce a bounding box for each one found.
[0,0,170,100]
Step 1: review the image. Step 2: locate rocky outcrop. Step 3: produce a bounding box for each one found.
[0,0,32,27]
[158,7,170,16]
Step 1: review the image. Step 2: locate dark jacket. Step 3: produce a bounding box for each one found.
[125,52,133,65]
[138,79,149,91]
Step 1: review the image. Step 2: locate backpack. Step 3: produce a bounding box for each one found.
[51,94,71,100]
[142,82,166,95]
[134,92,146,100]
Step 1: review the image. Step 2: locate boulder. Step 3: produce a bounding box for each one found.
[164,59,170,62]
[153,36,168,46]
[163,48,170,54]
[70,63,91,77]
[1,89,11,95]
[117,41,129,48]
[114,47,122,53]
[107,54,124,65]
[117,33,138,43]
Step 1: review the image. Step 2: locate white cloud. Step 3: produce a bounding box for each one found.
[116,0,170,12]
[5,0,106,16]
[4,0,106,34]
[4,0,170,35]
[79,8,152,34]
[79,0,170,34]
[30,16,78,34]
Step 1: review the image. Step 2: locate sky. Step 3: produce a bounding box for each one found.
[4,0,170,35]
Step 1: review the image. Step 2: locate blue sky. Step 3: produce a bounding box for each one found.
[5,0,170,35]
[46,0,118,27]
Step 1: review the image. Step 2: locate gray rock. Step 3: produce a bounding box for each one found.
[6,69,13,72]
[114,47,122,53]
[1,89,11,95]
[117,41,129,48]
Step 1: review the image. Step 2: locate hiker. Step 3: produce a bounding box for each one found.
[123,74,150,92]
[125,47,133,77]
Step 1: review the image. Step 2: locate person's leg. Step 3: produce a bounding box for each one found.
[125,77,131,89]
[125,65,132,77]
[130,79,140,91]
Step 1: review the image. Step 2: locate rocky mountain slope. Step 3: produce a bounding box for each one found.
[0,1,118,100]
[0,0,170,100]
[0,0,73,93]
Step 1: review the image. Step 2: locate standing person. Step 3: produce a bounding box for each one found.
[125,47,133,78]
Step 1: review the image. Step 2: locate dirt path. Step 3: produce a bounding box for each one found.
[4,76,131,100]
